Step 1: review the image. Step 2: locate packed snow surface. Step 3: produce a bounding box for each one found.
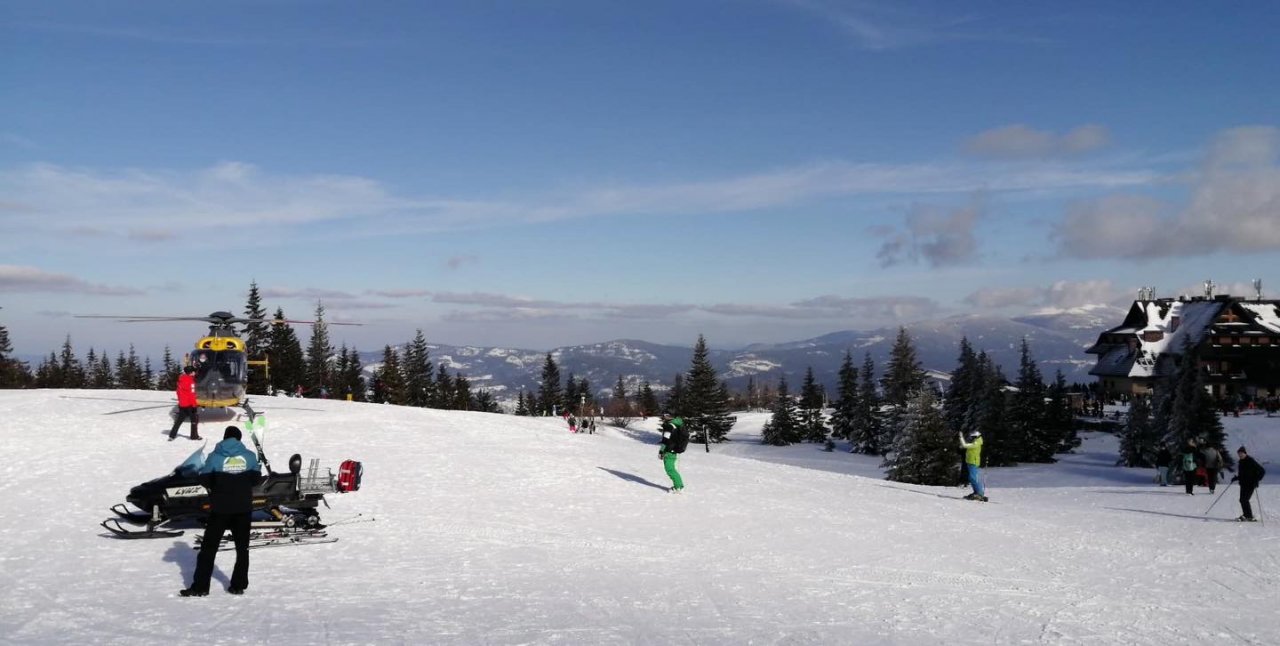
[2,391,1278,645]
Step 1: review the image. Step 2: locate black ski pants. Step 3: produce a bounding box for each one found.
[1240,483,1259,520]
[169,406,199,439]
[191,512,252,592]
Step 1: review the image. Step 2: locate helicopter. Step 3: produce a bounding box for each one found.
[76,310,357,418]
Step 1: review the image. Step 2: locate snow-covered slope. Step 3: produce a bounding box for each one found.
[2,391,1277,645]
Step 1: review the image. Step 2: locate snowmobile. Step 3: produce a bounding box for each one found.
[102,407,362,540]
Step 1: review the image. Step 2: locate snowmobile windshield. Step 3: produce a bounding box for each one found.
[175,446,206,477]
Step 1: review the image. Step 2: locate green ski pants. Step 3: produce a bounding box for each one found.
[663,452,684,490]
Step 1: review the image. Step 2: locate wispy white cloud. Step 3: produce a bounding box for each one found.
[0,159,1160,247]
[963,124,1112,159]
[963,279,1126,309]
[876,199,985,268]
[0,265,143,295]
[778,0,1048,51]
[1052,126,1280,259]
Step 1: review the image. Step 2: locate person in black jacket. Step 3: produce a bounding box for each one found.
[180,426,264,597]
[1155,446,1172,486]
[658,413,688,493]
[1232,446,1266,522]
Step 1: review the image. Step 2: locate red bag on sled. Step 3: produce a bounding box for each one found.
[337,459,363,493]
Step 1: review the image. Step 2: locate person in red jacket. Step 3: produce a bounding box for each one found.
[169,365,201,441]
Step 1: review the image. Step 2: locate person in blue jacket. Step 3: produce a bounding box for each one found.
[180,426,264,597]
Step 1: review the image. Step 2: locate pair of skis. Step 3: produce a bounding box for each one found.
[194,528,337,551]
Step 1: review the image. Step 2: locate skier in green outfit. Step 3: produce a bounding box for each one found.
[658,413,689,493]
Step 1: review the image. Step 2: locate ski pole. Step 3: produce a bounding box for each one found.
[1204,481,1233,515]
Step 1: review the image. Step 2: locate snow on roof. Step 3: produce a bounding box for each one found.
[1128,300,1222,378]
[1241,302,1280,333]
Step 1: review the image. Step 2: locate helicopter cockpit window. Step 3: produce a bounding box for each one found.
[193,351,215,379]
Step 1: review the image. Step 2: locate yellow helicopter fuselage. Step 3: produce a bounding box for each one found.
[190,335,249,408]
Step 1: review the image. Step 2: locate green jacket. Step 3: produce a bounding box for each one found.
[960,435,983,466]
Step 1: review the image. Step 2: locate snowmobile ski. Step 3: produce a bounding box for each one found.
[110,503,153,525]
[101,518,184,539]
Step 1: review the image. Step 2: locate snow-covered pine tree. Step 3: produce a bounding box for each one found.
[514,390,530,416]
[879,327,925,449]
[1009,338,1054,463]
[304,302,334,394]
[336,345,366,401]
[761,375,799,446]
[267,307,306,394]
[452,371,472,410]
[403,329,434,408]
[851,352,884,454]
[1118,394,1156,467]
[885,388,955,485]
[799,366,828,443]
[433,363,454,408]
[242,281,270,395]
[473,388,500,413]
[684,335,735,443]
[143,356,155,390]
[536,353,562,416]
[828,351,859,441]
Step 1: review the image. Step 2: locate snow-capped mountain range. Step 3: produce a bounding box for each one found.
[362,305,1125,397]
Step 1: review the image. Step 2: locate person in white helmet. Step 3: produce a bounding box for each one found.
[959,430,987,502]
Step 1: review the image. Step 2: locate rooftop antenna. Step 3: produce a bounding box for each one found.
[1254,278,1263,301]
[1203,279,1215,299]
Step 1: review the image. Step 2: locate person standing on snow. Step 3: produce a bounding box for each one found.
[180,426,264,597]
[1200,442,1223,494]
[1181,438,1200,494]
[169,365,200,441]
[1231,447,1266,522]
[658,413,688,493]
[959,430,987,501]
[1155,446,1172,486]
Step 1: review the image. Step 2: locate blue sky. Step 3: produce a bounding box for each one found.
[2,0,1279,359]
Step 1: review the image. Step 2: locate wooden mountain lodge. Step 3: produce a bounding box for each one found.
[1087,282,1280,399]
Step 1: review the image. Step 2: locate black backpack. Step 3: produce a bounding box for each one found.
[670,420,690,454]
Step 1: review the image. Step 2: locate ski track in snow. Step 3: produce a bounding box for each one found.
[2,391,1278,645]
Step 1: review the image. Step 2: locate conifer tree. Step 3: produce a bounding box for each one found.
[564,372,581,416]
[606,375,632,421]
[304,302,334,394]
[0,323,31,387]
[638,381,659,417]
[453,372,472,410]
[375,345,406,405]
[1010,338,1054,463]
[58,336,85,388]
[473,388,500,413]
[664,374,686,417]
[945,338,978,437]
[851,352,884,454]
[242,281,271,395]
[537,353,562,416]
[761,375,799,446]
[35,352,60,387]
[96,353,112,388]
[336,345,366,401]
[402,330,434,407]
[885,388,955,485]
[86,348,113,389]
[828,351,860,441]
[434,363,454,408]
[974,352,1012,466]
[1119,394,1157,467]
[1047,370,1080,453]
[880,327,926,448]
[799,366,828,443]
[267,308,306,394]
[683,334,734,443]
[157,346,180,391]
[515,390,529,416]
[1163,339,1231,469]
